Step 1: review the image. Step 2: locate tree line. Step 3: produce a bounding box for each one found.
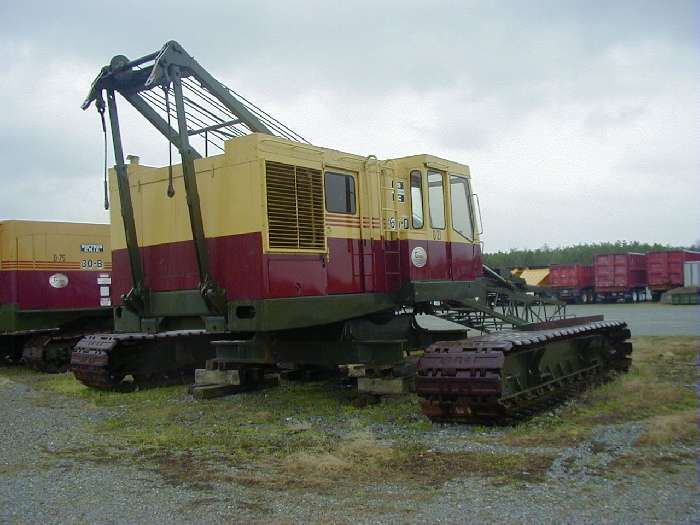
[483,241,696,269]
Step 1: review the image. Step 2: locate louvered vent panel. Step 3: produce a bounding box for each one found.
[266,161,325,251]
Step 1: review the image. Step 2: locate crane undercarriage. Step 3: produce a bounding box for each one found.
[71,271,632,422]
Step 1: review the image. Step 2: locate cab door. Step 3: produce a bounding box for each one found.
[324,169,364,294]
[402,168,451,282]
[401,169,428,282]
[424,169,451,280]
[447,173,480,281]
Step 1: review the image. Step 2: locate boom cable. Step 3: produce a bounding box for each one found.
[163,85,175,198]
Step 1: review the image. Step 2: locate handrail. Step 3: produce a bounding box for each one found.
[473,193,484,235]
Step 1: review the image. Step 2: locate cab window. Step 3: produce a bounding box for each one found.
[410,170,424,228]
[450,174,475,240]
[427,170,445,229]
[324,172,356,214]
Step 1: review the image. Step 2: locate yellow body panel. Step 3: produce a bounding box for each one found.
[110,133,480,252]
[0,220,111,272]
[388,154,475,247]
[511,267,550,287]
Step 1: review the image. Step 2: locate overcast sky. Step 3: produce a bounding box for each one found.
[1,0,698,251]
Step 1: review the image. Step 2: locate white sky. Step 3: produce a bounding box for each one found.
[1,0,698,251]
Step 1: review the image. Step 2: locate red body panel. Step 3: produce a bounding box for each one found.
[647,250,700,291]
[112,233,266,302]
[594,253,647,293]
[0,270,108,310]
[110,233,483,304]
[549,264,594,290]
[326,238,364,293]
[448,242,482,281]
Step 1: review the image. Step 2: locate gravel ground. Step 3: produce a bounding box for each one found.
[0,372,698,525]
[0,376,252,525]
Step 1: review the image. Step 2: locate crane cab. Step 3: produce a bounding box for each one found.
[384,154,482,286]
[109,133,482,332]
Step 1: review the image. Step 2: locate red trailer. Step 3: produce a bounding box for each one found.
[647,250,700,300]
[594,253,647,303]
[549,264,594,303]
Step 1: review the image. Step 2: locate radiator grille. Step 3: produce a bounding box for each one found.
[265,161,325,251]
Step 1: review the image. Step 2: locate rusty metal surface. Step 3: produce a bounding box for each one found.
[71,330,211,389]
[22,333,93,373]
[21,335,56,372]
[71,336,118,388]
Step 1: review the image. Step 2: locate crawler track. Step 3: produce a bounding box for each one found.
[22,333,81,373]
[416,320,632,422]
[1,330,51,364]
[71,330,218,389]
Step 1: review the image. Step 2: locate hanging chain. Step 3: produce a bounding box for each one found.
[96,96,109,210]
[163,84,175,198]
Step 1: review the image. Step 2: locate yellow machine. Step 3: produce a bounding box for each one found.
[1,220,111,276]
[511,266,550,287]
[74,40,632,422]
[0,220,112,370]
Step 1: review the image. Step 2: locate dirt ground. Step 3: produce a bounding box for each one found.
[0,336,698,524]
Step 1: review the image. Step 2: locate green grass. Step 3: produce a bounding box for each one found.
[1,335,697,490]
[4,371,431,462]
[503,336,699,447]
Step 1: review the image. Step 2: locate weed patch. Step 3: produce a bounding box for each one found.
[1,335,697,492]
[636,411,699,446]
[607,450,696,475]
[503,336,698,448]
[281,431,553,489]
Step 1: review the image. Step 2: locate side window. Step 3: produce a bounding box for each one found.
[324,172,356,214]
[450,174,475,240]
[410,170,424,228]
[427,170,445,229]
